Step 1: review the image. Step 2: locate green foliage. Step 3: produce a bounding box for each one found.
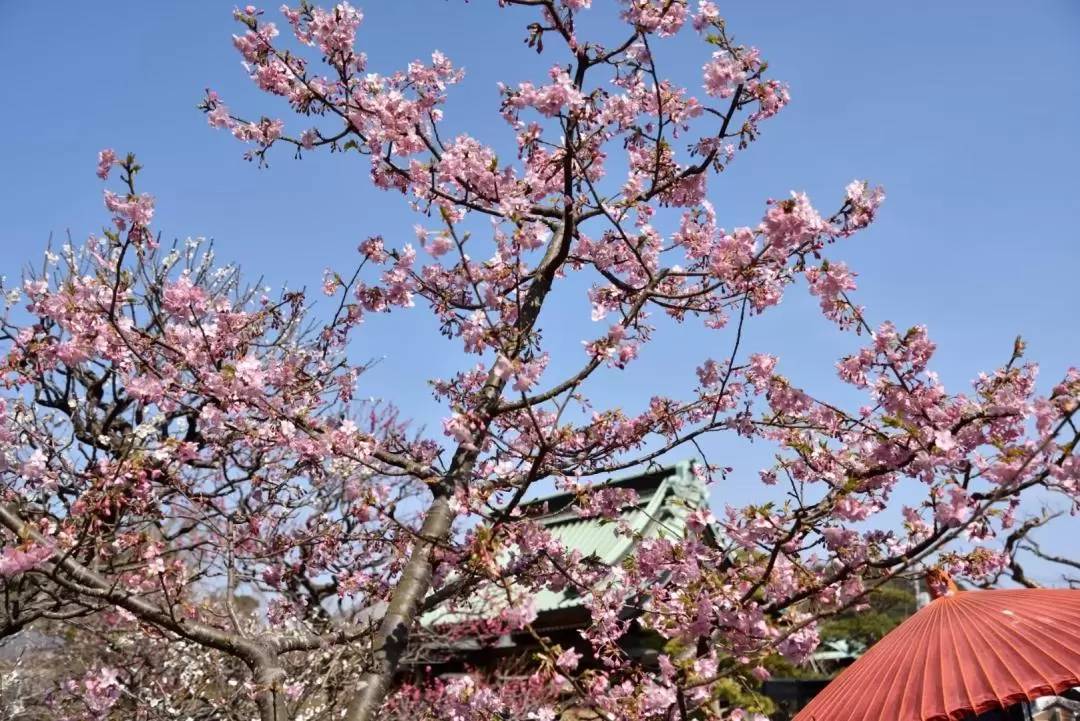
[710,676,776,717]
[819,581,917,650]
[766,580,919,681]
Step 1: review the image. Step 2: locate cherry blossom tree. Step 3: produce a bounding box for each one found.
[2,1,1078,720]
[976,510,1080,590]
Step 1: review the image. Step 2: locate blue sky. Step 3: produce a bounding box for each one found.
[2,2,1078,582]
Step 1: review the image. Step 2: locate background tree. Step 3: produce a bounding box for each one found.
[2,2,1078,720]
[816,579,918,652]
[980,511,1080,590]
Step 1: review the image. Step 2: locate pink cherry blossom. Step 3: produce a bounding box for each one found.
[96,148,117,180]
[0,543,53,577]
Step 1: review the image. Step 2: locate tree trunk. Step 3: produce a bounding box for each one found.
[254,663,289,721]
[343,494,456,721]
[342,224,573,721]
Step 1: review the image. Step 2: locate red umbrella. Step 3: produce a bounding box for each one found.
[794,572,1080,721]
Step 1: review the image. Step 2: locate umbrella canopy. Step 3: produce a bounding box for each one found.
[794,578,1080,721]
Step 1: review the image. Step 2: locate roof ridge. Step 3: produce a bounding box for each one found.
[420,460,715,630]
[519,460,699,519]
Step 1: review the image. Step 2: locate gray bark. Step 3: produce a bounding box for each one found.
[342,221,573,721]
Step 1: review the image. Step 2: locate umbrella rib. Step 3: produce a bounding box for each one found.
[865,607,927,721]
[962,593,1052,711]
[794,589,1080,721]
[995,593,1080,681]
[892,602,938,721]
[930,600,949,720]
[947,595,1010,716]
[795,599,937,721]
[1005,594,1080,692]
[940,599,972,721]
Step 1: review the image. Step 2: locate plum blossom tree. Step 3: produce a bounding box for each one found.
[2,1,1078,720]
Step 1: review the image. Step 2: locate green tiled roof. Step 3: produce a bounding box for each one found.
[422,460,709,628]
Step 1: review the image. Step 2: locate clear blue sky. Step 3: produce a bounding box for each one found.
[2,2,1078,582]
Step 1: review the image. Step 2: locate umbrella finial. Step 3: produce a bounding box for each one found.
[926,568,959,599]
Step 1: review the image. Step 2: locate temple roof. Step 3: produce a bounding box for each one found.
[421,460,711,629]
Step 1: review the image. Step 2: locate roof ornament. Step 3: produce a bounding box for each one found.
[667,460,708,507]
[926,567,959,599]
[660,461,709,529]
